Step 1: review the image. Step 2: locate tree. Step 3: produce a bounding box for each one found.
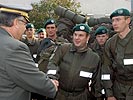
[29,0,80,29]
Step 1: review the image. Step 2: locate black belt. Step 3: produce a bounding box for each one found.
[59,88,85,97]
[116,79,133,86]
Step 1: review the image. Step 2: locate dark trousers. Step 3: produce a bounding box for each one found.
[31,93,53,100]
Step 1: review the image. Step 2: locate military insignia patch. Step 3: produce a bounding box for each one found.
[80,26,85,30]
[51,20,54,23]
[102,30,106,33]
[117,9,123,14]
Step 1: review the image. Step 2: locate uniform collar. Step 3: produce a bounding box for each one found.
[70,43,90,53]
[117,29,133,47]
[0,27,13,38]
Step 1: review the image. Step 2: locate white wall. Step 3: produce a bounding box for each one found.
[76,0,131,17]
[131,0,133,12]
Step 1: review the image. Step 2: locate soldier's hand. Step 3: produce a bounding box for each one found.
[107,96,117,100]
[50,79,59,91]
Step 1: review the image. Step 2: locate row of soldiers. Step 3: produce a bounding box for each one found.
[20,19,112,63]
[21,8,132,100]
[0,2,133,100]
[20,18,108,100]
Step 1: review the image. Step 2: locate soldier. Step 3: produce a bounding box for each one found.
[0,3,58,100]
[21,23,40,62]
[47,23,101,100]
[37,19,69,72]
[37,28,47,42]
[101,8,133,100]
[43,19,68,43]
[90,26,109,100]
[35,19,69,100]
[91,26,109,61]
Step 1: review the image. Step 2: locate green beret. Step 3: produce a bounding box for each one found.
[73,23,90,34]
[26,23,34,29]
[110,8,130,19]
[95,26,108,36]
[44,19,56,28]
[37,28,45,34]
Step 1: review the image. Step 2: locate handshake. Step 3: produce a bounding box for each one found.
[51,79,59,91]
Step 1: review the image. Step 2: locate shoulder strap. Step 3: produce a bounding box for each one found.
[49,45,59,61]
[49,43,71,61]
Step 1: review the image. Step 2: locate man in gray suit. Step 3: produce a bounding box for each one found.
[0,3,58,100]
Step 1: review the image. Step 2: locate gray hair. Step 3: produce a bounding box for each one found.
[0,12,20,27]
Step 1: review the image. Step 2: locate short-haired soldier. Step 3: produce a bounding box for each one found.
[47,23,101,100]
[101,8,133,100]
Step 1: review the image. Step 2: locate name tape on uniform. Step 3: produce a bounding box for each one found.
[123,59,133,65]
[80,71,93,78]
[101,74,110,80]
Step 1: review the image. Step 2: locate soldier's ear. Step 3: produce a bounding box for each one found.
[87,34,90,42]
[34,28,36,31]
[55,27,58,32]
[126,17,131,25]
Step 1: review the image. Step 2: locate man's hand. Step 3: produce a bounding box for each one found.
[107,96,117,100]
[51,79,59,91]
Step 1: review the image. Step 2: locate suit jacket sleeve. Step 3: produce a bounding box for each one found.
[5,42,56,98]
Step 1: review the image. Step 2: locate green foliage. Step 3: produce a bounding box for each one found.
[29,0,81,29]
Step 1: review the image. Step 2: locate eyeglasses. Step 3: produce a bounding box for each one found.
[18,19,28,25]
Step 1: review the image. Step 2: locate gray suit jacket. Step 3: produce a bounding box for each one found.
[0,27,56,100]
